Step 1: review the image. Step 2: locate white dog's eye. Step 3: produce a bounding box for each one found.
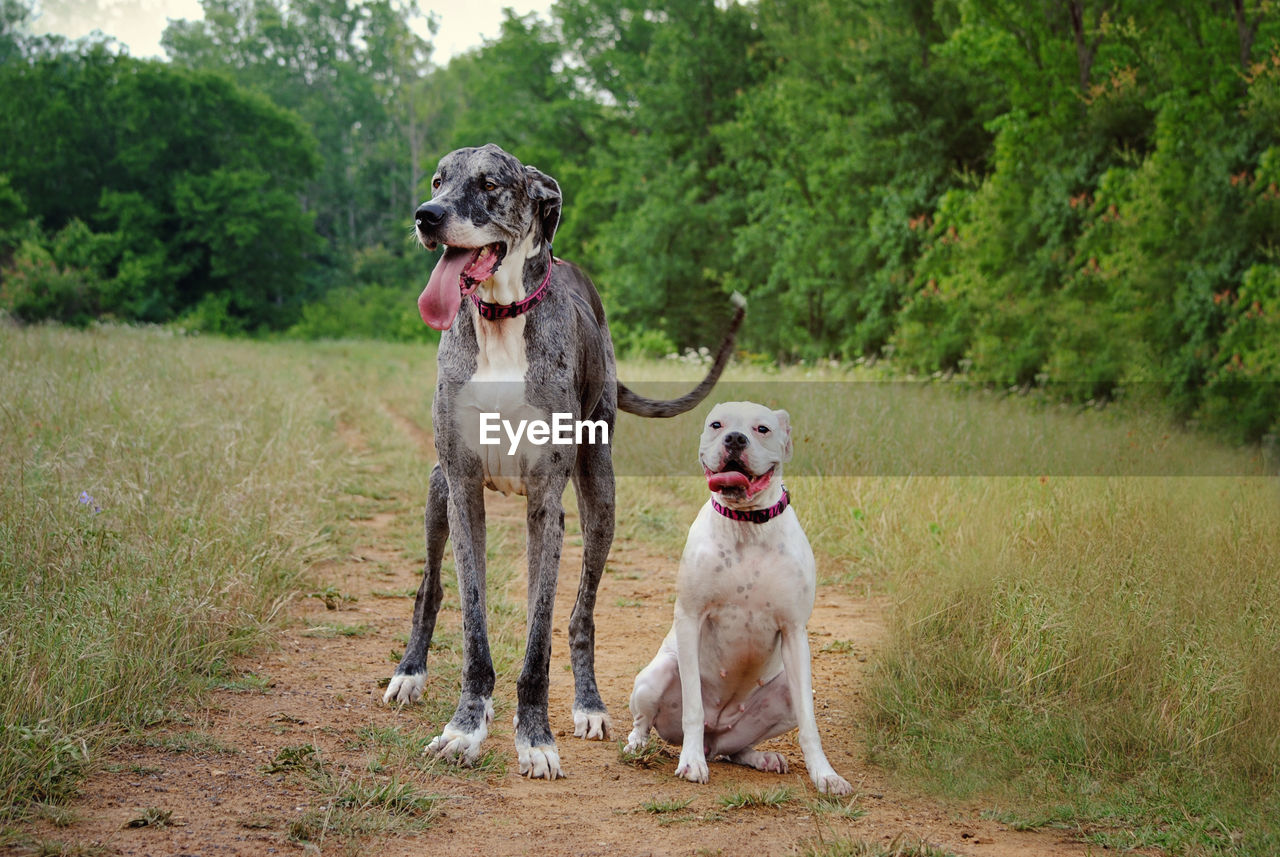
[756,425,770,434]
[709,421,722,430]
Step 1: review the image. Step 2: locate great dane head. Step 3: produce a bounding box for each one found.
[699,401,793,506]
[415,143,562,330]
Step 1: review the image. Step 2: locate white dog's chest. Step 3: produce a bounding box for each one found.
[680,509,815,706]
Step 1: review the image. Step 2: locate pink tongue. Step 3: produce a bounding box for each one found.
[418,247,475,330]
[708,470,750,491]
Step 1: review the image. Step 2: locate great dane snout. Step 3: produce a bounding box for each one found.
[415,202,446,228]
[626,401,853,795]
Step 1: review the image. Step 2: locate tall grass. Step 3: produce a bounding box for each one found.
[4,326,1277,855]
[0,324,350,816]
[864,475,1280,854]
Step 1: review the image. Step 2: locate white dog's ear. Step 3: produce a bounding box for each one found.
[773,409,793,462]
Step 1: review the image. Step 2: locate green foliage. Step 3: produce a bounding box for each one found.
[3,0,1277,442]
[287,282,438,343]
[0,50,320,330]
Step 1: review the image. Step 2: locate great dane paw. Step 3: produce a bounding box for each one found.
[813,771,853,796]
[426,704,492,767]
[516,741,564,780]
[572,708,612,741]
[731,749,789,774]
[675,749,709,784]
[382,672,427,705]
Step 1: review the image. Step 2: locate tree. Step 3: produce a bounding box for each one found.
[0,50,320,328]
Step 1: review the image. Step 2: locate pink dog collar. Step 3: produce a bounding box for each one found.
[711,486,790,523]
[471,254,557,321]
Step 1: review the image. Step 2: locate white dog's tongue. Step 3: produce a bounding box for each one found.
[707,470,750,492]
[418,246,474,330]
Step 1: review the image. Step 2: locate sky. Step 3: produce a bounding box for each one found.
[29,0,556,63]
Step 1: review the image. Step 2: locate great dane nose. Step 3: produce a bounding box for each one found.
[415,203,446,227]
[723,431,748,452]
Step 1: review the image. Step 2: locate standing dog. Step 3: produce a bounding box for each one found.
[625,401,852,794]
[382,144,743,780]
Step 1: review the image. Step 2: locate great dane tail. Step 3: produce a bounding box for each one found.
[616,293,746,418]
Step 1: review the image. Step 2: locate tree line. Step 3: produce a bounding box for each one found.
[0,0,1277,441]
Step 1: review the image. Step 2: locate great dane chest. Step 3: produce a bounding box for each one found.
[452,315,542,495]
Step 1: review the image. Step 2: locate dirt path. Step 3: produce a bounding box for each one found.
[15,409,1103,857]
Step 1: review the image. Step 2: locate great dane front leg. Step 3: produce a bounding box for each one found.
[385,464,449,705]
[426,470,495,765]
[780,627,851,795]
[568,440,614,740]
[514,474,569,778]
[673,609,709,784]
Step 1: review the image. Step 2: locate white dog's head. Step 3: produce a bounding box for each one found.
[698,401,792,508]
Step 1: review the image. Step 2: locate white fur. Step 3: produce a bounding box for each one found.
[572,707,612,740]
[426,697,494,766]
[383,672,427,705]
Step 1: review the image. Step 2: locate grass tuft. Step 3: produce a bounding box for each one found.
[717,784,794,809]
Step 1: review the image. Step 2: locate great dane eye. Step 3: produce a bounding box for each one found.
[484,181,497,191]
[431,177,441,190]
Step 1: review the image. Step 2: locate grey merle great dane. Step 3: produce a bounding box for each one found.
[382,143,744,779]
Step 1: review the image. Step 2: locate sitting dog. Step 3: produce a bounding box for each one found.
[382,144,743,780]
[625,401,852,794]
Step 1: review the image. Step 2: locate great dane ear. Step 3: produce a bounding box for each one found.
[773,409,793,463]
[524,165,562,247]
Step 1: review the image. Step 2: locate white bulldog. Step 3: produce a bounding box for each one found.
[625,401,852,794]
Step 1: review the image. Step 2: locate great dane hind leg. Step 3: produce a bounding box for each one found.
[568,439,614,740]
[513,468,569,779]
[426,469,496,766]
[385,464,449,705]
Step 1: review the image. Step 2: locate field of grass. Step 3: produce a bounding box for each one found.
[2,324,1277,854]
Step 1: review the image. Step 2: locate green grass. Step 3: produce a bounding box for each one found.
[798,835,958,857]
[5,326,1278,855]
[716,784,795,809]
[0,326,351,817]
[641,795,694,814]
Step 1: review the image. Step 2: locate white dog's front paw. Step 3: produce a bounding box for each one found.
[426,719,489,766]
[813,770,853,795]
[623,729,648,754]
[675,747,709,784]
[382,672,427,705]
[572,708,612,741]
[516,741,564,780]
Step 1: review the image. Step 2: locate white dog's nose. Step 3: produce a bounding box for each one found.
[723,431,748,451]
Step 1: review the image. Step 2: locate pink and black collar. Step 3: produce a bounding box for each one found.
[471,253,558,320]
[711,486,790,523]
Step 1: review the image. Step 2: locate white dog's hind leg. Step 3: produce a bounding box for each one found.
[626,648,679,751]
[728,749,789,774]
